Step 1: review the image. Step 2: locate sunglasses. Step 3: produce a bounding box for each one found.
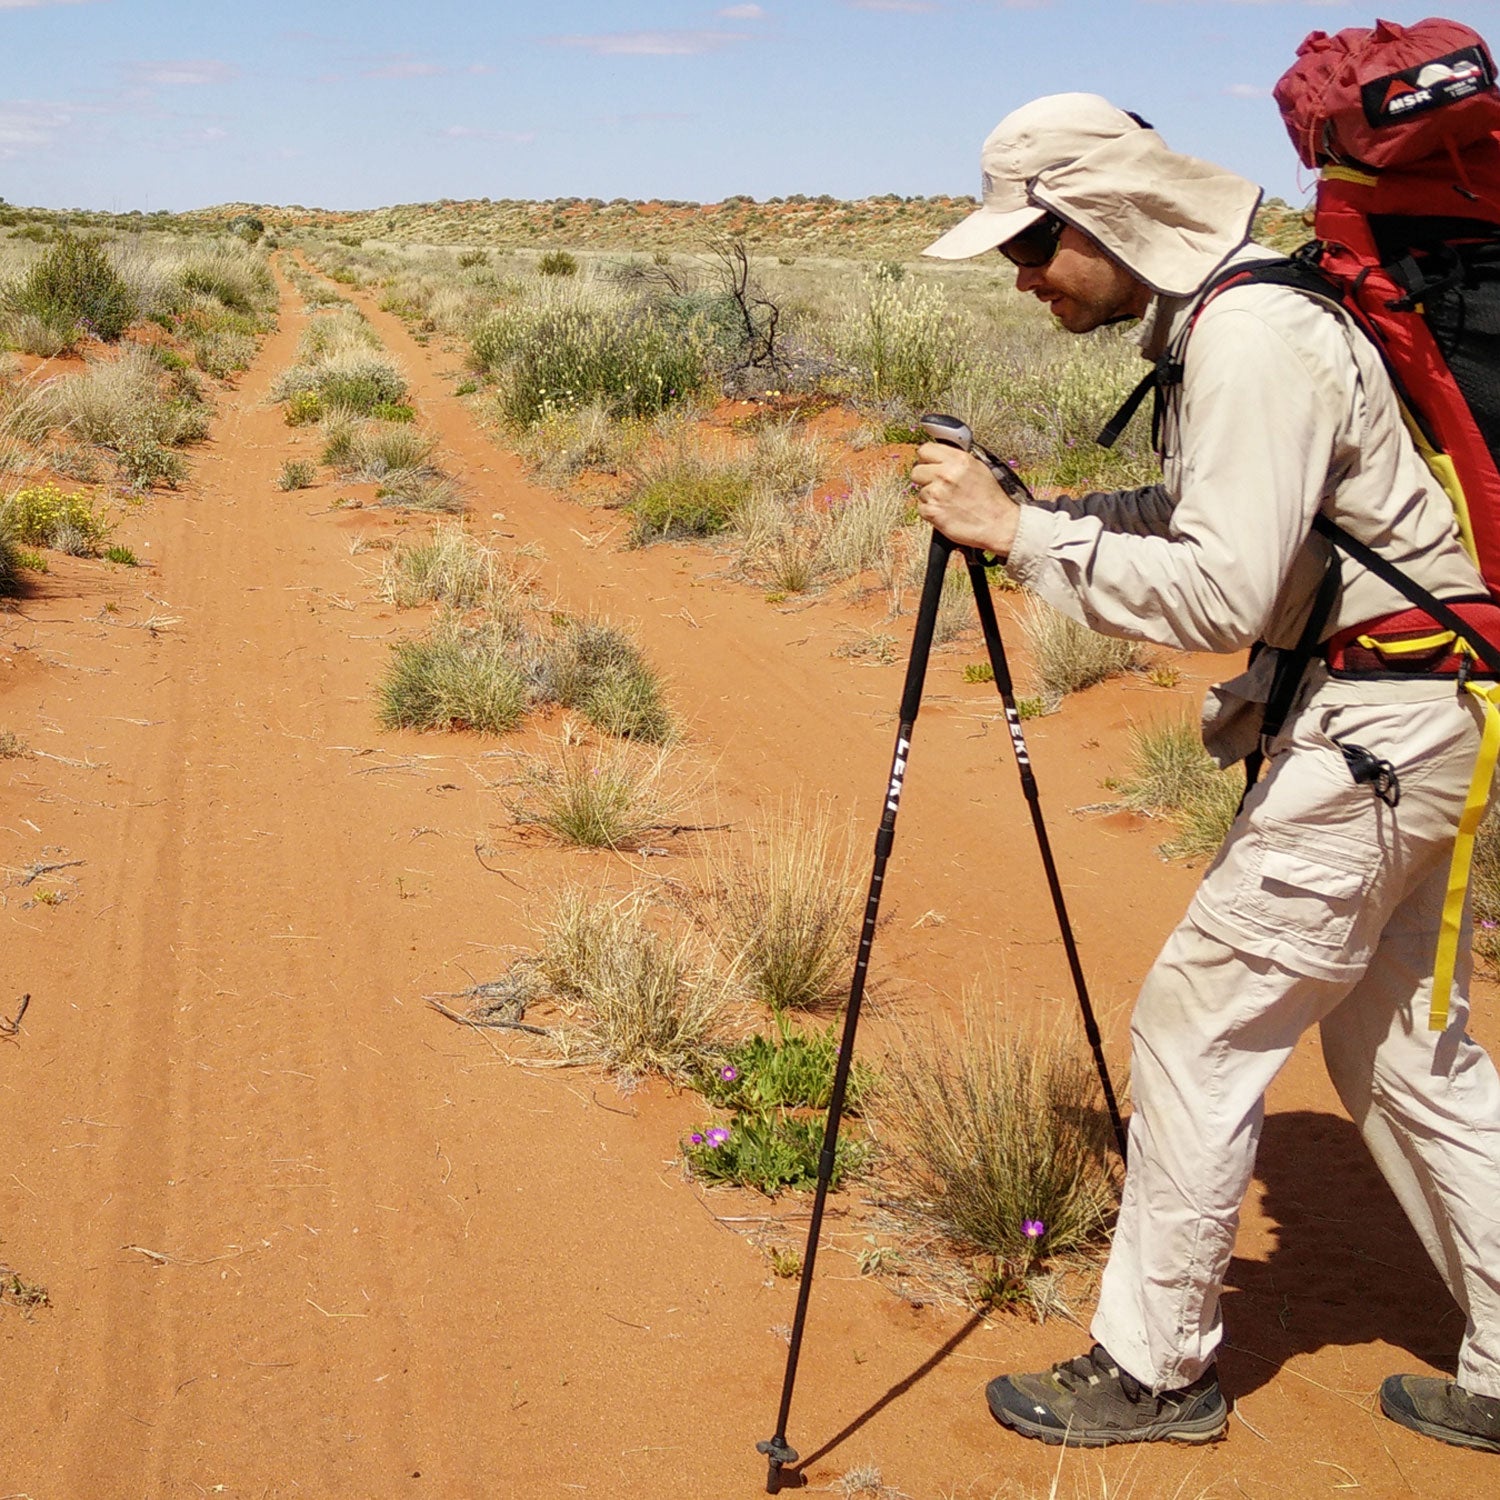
[999,214,1065,269]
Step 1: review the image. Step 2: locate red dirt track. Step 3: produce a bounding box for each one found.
[3,265,1496,1498]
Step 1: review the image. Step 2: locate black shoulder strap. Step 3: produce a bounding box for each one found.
[1097,253,1340,451]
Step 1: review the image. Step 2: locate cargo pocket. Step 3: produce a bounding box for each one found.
[1192,818,1380,979]
[1250,844,1366,937]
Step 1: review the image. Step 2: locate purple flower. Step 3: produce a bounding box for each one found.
[690,1132,705,1145]
[706,1127,731,1148]
[720,1065,738,1082]
[1022,1219,1045,1240]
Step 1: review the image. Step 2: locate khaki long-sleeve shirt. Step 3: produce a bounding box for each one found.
[1006,247,1485,657]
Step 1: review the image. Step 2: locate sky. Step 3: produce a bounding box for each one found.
[4,0,1500,213]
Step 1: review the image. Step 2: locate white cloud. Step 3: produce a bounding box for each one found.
[718,4,766,17]
[549,30,750,56]
[127,59,237,87]
[1225,82,1271,98]
[0,98,93,157]
[845,1,941,11]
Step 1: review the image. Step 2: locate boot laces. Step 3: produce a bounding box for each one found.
[1051,1345,1145,1403]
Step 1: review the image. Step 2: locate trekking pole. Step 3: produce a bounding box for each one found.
[922,414,1129,1162]
[757,527,955,1495]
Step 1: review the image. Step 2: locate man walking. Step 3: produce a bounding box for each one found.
[911,93,1500,1452]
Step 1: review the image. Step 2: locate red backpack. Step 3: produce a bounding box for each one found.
[1275,16,1500,601]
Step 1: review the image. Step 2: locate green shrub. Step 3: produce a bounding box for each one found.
[372,401,415,423]
[103,544,138,566]
[284,389,322,426]
[278,459,317,491]
[377,624,527,734]
[6,235,136,343]
[1,482,110,551]
[839,271,966,411]
[539,250,578,277]
[501,304,709,425]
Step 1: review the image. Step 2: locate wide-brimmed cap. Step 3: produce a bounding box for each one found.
[923,93,1262,298]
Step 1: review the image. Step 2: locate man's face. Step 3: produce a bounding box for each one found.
[1008,225,1151,334]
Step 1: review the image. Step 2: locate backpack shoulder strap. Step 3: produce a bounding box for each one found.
[1098,253,1340,450]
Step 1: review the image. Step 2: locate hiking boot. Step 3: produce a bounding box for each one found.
[985,1344,1228,1447]
[1380,1375,1500,1453]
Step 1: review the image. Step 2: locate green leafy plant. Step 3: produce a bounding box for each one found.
[683,1111,867,1195]
[103,544,138,566]
[538,249,578,277]
[698,1015,876,1114]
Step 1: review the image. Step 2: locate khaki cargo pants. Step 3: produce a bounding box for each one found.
[1092,683,1500,1398]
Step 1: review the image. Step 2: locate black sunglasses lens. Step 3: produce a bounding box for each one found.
[1001,217,1062,268]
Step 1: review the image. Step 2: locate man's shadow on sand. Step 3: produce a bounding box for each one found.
[1220,1108,1464,1400]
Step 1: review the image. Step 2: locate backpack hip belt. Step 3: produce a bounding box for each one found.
[1325,599,1500,676]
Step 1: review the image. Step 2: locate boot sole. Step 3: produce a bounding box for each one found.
[989,1398,1229,1448]
[1379,1387,1500,1453]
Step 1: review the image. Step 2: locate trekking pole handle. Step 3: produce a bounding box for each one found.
[919,413,1035,505]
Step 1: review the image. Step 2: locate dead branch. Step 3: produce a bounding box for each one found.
[19,859,84,887]
[425,996,550,1037]
[0,993,30,1038]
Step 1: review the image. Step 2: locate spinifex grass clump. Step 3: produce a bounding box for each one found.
[278,459,317,491]
[537,887,722,1080]
[508,738,687,849]
[380,525,513,612]
[626,445,754,544]
[535,619,673,743]
[1474,806,1500,972]
[1021,596,1141,700]
[1113,717,1242,860]
[883,1012,1117,1263]
[715,800,859,1012]
[378,622,528,734]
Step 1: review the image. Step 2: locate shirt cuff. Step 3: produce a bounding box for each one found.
[1004,501,1059,587]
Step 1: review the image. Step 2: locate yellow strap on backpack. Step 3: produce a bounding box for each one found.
[1431,675,1500,1031]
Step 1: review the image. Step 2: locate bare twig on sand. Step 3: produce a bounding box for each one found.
[19,858,83,887]
[424,996,551,1037]
[0,993,31,1038]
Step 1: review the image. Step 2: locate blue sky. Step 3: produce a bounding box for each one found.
[4,0,1500,212]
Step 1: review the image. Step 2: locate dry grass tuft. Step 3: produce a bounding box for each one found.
[882,1005,1118,1263]
[508,736,690,850]
[1112,718,1242,861]
[1021,597,1141,699]
[714,798,860,1012]
[535,886,724,1080]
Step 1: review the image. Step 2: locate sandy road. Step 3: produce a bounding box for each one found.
[4,261,1499,1499]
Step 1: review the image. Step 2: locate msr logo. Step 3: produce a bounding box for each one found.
[1363,46,1495,128]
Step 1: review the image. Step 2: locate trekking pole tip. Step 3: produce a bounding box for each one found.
[757,1435,800,1493]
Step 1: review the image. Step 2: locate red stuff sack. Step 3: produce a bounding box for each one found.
[1272,17,1500,596]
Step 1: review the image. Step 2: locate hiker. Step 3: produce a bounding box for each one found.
[910,91,1500,1453]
